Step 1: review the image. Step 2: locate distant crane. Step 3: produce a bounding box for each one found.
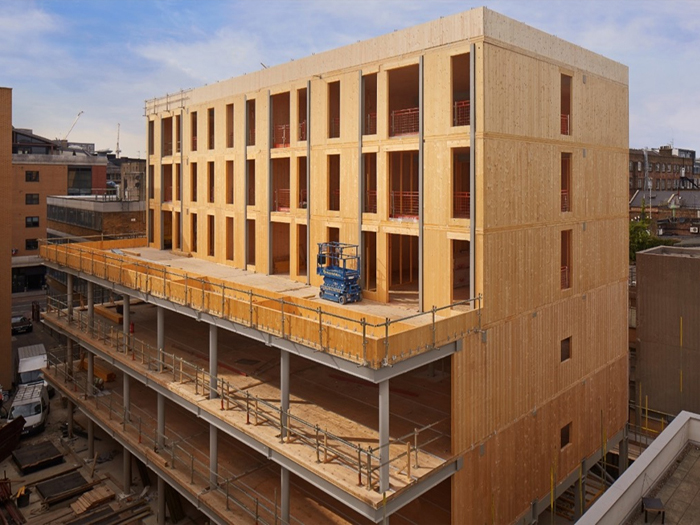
[63,111,84,141]
[115,123,122,158]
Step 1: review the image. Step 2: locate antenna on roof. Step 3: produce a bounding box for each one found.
[116,123,121,158]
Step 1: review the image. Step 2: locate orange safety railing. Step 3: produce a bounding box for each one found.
[274,189,291,211]
[298,120,307,142]
[561,189,570,212]
[365,190,377,213]
[329,117,340,139]
[453,100,470,127]
[298,189,307,209]
[390,107,419,136]
[273,124,290,148]
[561,114,570,135]
[390,191,419,218]
[561,265,570,289]
[365,112,377,135]
[453,192,470,218]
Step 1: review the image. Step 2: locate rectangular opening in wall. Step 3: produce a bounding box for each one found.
[389,233,419,305]
[297,224,307,277]
[226,217,234,261]
[173,211,180,250]
[247,160,255,206]
[389,151,419,219]
[226,161,234,204]
[388,64,419,137]
[272,92,291,148]
[452,240,470,303]
[208,107,215,149]
[297,157,307,209]
[272,158,291,211]
[247,219,256,266]
[191,213,197,253]
[208,215,215,256]
[162,165,173,202]
[364,153,377,213]
[191,111,198,151]
[190,162,198,202]
[162,211,172,250]
[328,81,340,139]
[363,231,377,291]
[561,74,572,135]
[246,100,256,146]
[226,103,234,148]
[560,422,572,449]
[451,53,470,126]
[327,227,339,244]
[208,161,215,203]
[175,115,181,153]
[148,120,154,155]
[297,88,307,141]
[272,223,290,275]
[561,336,571,362]
[363,73,377,135]
[148,166,154,200]
[561,229,572,290]
[328,154,340,211]
[452,148,470,218]
[561,152,571,212]
[162,117,173,156]
[148,208,154,243]
[175,164,181,200]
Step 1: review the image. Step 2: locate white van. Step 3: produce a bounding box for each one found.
[8,383,49,436]
[17,344,54,397]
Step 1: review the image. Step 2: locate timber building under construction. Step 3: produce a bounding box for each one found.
[39,7,629,524]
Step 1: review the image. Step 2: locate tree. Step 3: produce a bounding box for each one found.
[629,218,676,262]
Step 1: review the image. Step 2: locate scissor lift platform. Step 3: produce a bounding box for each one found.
[316,242,362,304]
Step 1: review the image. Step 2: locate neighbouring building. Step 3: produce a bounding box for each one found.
[0,87,13,390]
[629,146,697,200]
[40,8,629,524]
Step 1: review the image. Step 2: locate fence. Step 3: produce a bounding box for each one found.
[273,125,290,148]
[453,192,470,218]
[390,191,419,219]
[453,100,470,127]
[561,189,570,212]
[390,108,419,136]
[273,189,291,212]
[561,114,570,135]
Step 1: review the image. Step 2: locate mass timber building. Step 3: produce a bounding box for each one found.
[40,7,629,524]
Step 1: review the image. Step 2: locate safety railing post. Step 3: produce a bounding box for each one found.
[361,318,367,364]
[317,308,323,351]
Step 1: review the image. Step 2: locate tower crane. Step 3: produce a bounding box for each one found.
[63,111,84,141]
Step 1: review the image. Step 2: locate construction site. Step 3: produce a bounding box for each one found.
[37,7,629,525]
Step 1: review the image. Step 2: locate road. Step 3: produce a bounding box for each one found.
[11,290,46,317]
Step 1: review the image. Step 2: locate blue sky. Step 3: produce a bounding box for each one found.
[2,0,699,157]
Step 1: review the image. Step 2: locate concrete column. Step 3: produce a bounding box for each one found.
[67,399,74,437]
[123,448,132,493]
[67,273,74,322]
[87,352,94,397]
[87,281,94,334]
[87,419,94,459]
[209,425,218,487]
[157,392,165,449]
[209,324,218,399]
[280,352,290,440]
[379,379,390,493]
[619,427,629,475]
[281,466,290,525]
[122,294,131,347]
[157,476,166,525]
[123,373,130,421]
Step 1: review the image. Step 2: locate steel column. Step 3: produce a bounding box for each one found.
[123,294,130,342]
[379,379,390,493]
[87,352,94,396]
[210,425,218,487]
[67,273,73,322]
[123,448,132,493]
[619,426,629,474]
[209,324,218,399]
[87,419,95,459]
[157,476,166,525]
[281,466,290,525]
[280,351,290,440]
[87,281,94,332]
[157,305,164,353]
[157,392,165,449]
[123,373,130,420]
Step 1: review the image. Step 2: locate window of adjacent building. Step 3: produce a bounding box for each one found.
[68,167,92,195]
[328,81,340,139]
[560,74,572,135]
[560,422,572,449]
[226,161,234,204]
[451,53,470,127]
[148,120,154,155]
[25,194,39,205]
[561,230,572,290]
[191,111,198,151]
[25,171,39,182]
[25,239,38,251]
[208,215,215,256]
[208,107,215,149]
[246,100,256,146]
[629,161,633,172]
[328,154,340,211]
[561,153,571,212]
[25,216,39,228]
[226,103,234,148]
[560,337,571,362]
[208,161,215,203]
[190,162,198,202]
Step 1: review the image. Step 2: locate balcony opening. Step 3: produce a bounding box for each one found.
[162,116,173,156]
[191,111,198,151]
[246,100,256,146]
[272,158,291,212]
[452,148,470,218]
[247,219,256,266]
[175,164,181,201]
[162,165,173,202]
[272,223,290,275]
[327,227,339,244]
[451,53,470,127]
[148,166,154,200]
[173,211,180,250]
[561,74,572,135]
[561,336,571,362]
[247,160,255,206]
[226,103,234,148]
[190,162,197,202]
[208,107,215,149]
[148,209,154,243]
[328,81,340,139]
[162,211,172,250]
[363,73,377,135]
[226,161,234,204]
[190,213,197,253]
[561,229,572,290]
[208,215,215,257]
[363,231,377,292]
[297,157,307,209]
[561,152,571,212]
[363,153,377,213]
[389,151,419,219]
[451,240,470,303]
[175,115,181,153]
[297,224,307,277]
[225,217,234,261]
[148,120,154,156]
[272,92,290,148]
[388,64,419,137]
[389,233,419,305]
[207,161,215,203]
[328,154,340,211]
[297,88,307,141]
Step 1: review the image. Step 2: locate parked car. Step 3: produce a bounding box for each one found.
[11,316,32,335]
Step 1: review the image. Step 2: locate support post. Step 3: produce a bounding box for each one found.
[379,379,390,493]
[123,448,132,493]
[157,476,166,525]
[157,392,165,450]
[87,281,94,333]
[210,425,218,487]
[123,373,130,421]
[280,351,290,440]
[67,273,74,322]
[87,419,94,459]
[209,324,218,399]
[619,426,629,474]
[123,294,131,346]
[281,466,290,525]
[87,352,94,396]
[157,305,164,355]
[67,338,74,382]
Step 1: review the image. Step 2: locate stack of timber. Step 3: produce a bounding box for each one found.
[64,498,152,525]
[70,485,114,515]
[0,478,24,525]
[12,441,64,474]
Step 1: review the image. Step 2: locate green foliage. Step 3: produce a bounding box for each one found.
[629,218,676,262]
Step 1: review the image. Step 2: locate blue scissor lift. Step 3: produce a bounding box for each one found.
[316,242,362,304]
